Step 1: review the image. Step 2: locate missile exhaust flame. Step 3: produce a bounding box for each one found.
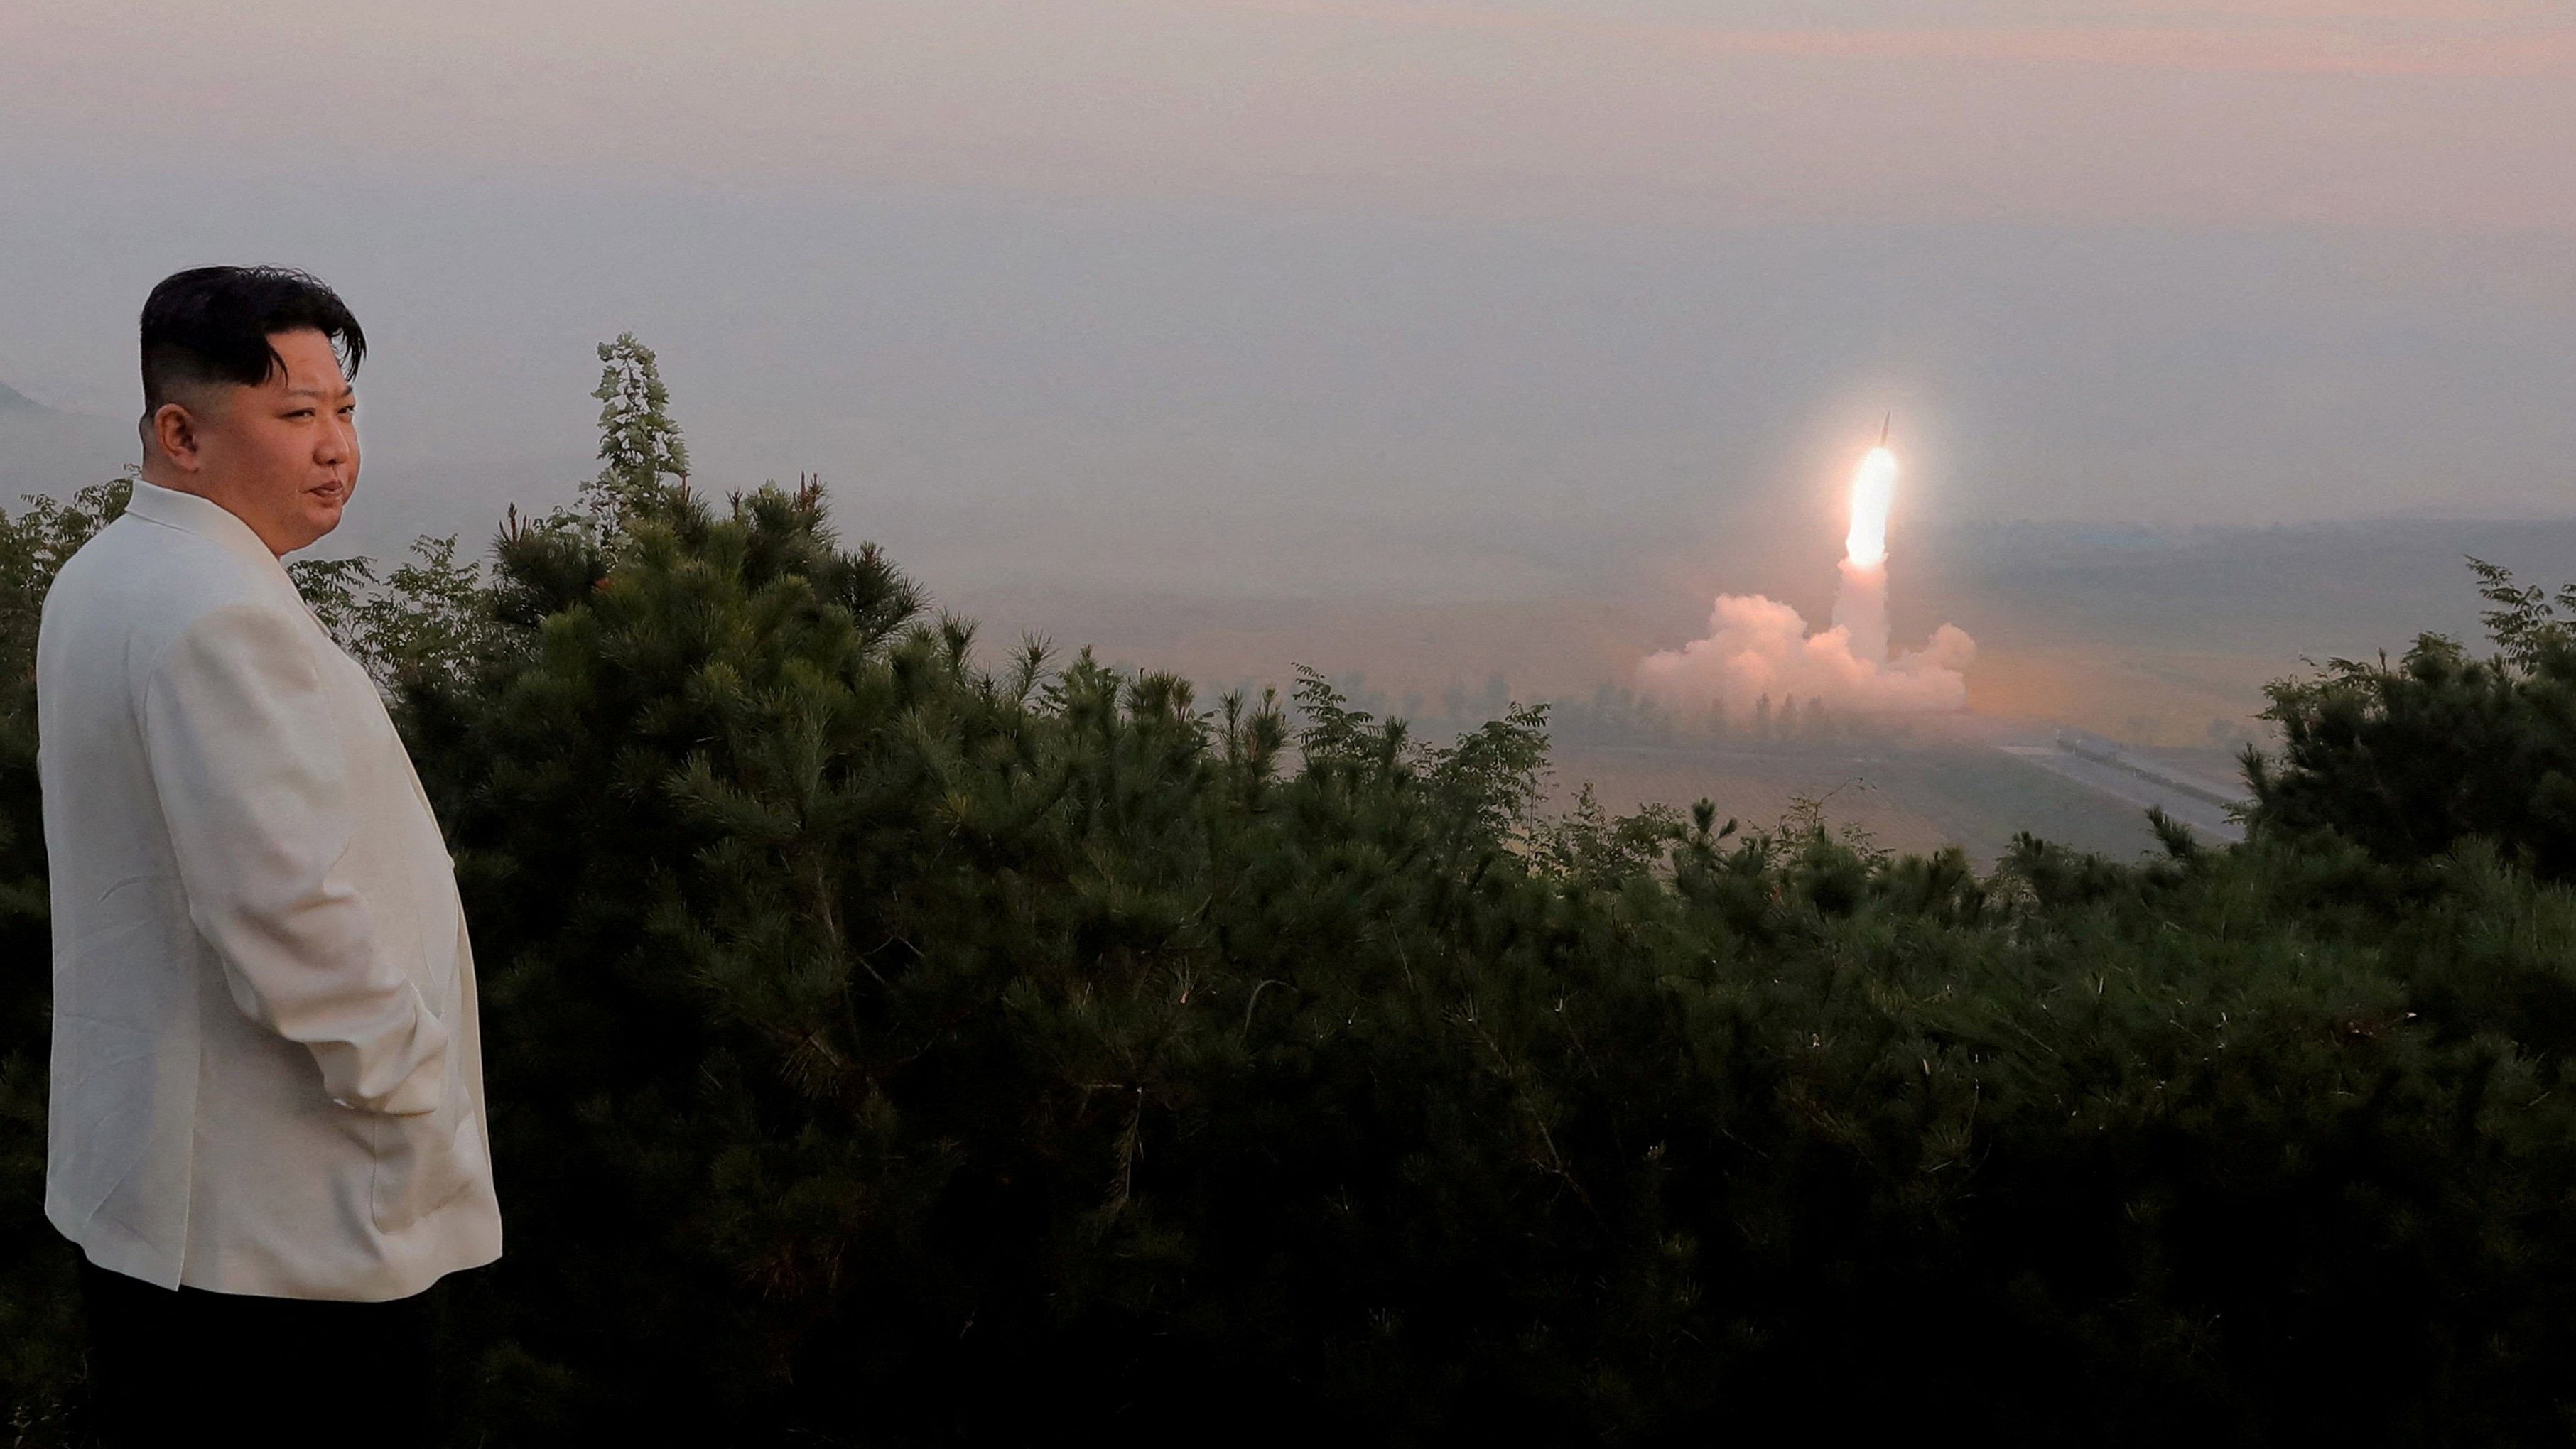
[1637,419,1974,717]
[1844,445,1897,569]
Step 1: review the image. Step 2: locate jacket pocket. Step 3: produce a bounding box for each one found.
[369,1100,487,1234]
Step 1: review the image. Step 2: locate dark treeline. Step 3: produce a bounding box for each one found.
[10,341,2576,1444]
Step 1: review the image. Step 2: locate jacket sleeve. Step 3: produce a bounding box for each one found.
[140,602,450,1115]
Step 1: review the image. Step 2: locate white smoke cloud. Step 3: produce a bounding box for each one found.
[1636,587,1974,715]
[1640,438,1972,717]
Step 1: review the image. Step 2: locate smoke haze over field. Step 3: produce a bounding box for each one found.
[7,191,2570,580]
[1638,595,1976,717]
[3,1,2572,746]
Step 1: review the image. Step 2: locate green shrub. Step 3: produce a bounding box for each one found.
[0,481,123,1446]
[12,351,2576,1444]
[2251,558,2576,879]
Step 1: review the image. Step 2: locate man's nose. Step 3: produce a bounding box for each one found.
[317,415,354,465]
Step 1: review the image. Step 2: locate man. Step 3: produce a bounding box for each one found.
[38,267,499,1443]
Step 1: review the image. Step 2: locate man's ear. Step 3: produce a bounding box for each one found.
[148,401,204,473]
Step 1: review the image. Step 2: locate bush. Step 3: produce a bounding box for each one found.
[2251,558,2576,879]
[12,352,2576,1443]
[1,482,124,1446]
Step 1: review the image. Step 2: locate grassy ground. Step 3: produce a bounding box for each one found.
[1547,739,2171,864]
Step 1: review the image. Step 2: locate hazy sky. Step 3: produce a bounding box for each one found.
[4,0,2573,608]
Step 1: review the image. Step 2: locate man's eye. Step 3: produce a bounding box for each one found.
[287,408,315,420]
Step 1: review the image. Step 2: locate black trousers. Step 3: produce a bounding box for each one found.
[79,1257,447,1448]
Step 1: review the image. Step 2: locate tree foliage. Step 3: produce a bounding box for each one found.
[292,533,508,695]
[2251,556,2576,879]
[582,331,690,534]
[0,480,126,1447]
[11,362,2576,1443]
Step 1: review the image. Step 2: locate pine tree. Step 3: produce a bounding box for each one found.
[581,332,690,533]
[2251,557,2576,879]
[22,344,2576,1444]
[0,479,130,1443]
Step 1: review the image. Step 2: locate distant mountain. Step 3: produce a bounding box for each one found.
[0,386,132,503]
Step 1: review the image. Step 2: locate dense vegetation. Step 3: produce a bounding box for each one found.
[10,342,2576,1444]
[2252,558,2576,883]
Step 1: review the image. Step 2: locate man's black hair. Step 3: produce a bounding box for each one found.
[139,266,367,418]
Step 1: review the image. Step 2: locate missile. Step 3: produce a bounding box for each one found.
[1879,413,1890,447]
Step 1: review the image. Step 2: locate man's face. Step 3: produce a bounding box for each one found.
[150,327,359,555]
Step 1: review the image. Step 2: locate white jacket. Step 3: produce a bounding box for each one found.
[37,479,499,1300]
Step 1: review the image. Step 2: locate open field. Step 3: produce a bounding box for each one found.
[1545,735,2249,865]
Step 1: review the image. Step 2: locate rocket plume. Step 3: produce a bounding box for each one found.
[1638,434,1975,716]
[1834,555,1890,667]
[1843,445,1896,570]
[1832,445,1898,665]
